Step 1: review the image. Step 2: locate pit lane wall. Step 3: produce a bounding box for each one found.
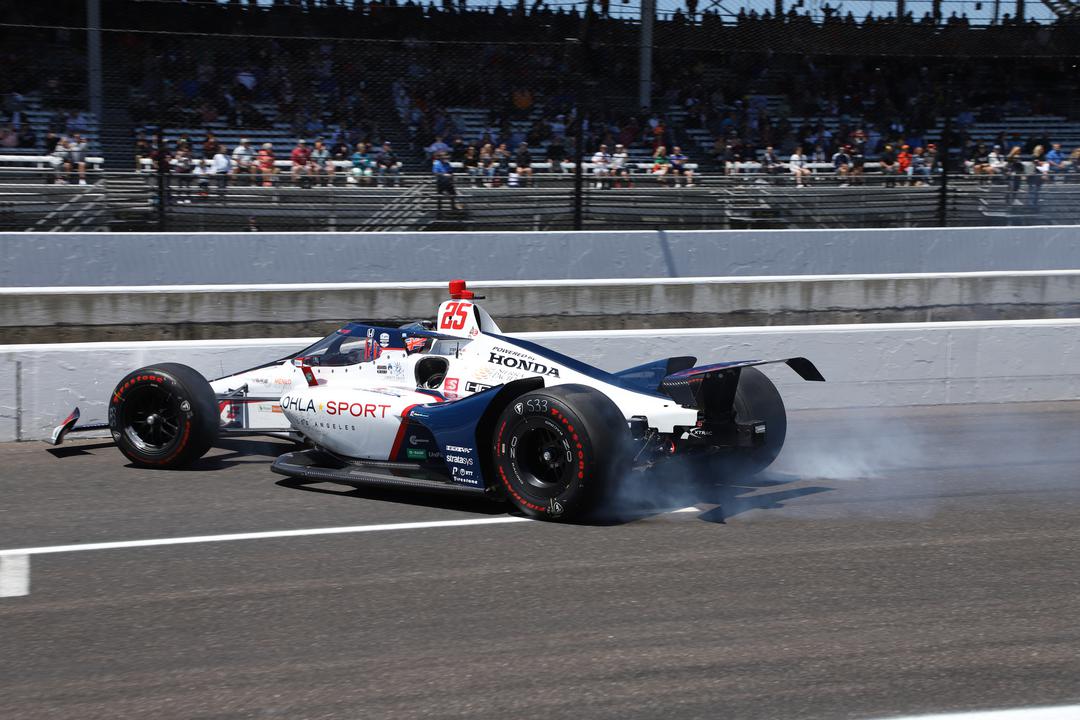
[5,225,1080,287]
[2,319,1077,442]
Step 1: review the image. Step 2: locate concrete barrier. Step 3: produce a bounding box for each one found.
[2,319,1078,442]
[5,226,1080,287]
[4,271,1079,343]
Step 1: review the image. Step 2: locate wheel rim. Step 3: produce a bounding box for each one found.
[121,385,181,453]
[516,424,571,493]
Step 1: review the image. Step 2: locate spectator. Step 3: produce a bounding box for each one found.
[450,136,468,163]
[762,146,782,178]
[193,158,211,198]
[649,145,669,185]
[969,143,990,179]
[850,131,867,184]
[310,139,334,186]
[68,133,89,185]
[897,144,912,182]
[44,131,61,156]
[376,141,401,187]
[1068,149,1080,182]
[1046,143,1066,181]
[908,147,930,186]
[987,145,1006,177]
[592,143,612,189]
[669,146,695,187]
[50,138,70,183]
[174,146,194,200]
[1004,146,1024,205]
[210,145,231,189]
[348,142,374,185]
[880,143,898,187]
[479,142,495,186]
[290,139,312,186]
[790,145,811,187]
[611,143,632,188]
[493,143,511,186]
[832,145,852,185]
[432,151,462,211]
[426,135,450,158]
[0,125,17,148]
[202,131,221,159]
[256,142,277,186]
[1028,145,1048,206]
[463,145,480,186]
[547,137,569,173]
[231,138,255,182]
[514,142,533,187]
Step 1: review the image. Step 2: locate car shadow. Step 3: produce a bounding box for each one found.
[585,469,834,526]
[274,476,507,516]
[46,441,116,458]
[274,465,833,525]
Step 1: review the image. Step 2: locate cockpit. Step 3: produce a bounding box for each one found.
[289,322,472,389]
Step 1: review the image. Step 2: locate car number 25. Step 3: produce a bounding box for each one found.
[440,301,472,331]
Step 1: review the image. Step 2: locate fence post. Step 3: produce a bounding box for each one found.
[937,112,951,227]
[155,132,168,231]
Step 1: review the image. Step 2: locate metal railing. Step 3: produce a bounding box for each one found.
[3,168,1080,232]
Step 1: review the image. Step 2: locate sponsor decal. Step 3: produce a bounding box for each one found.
[326,401,392,418]
[464,381,492,393]
[405,448,427,460]
[280,395,391,418]
[514,402,524,415]
[488,349,560,377]
[378,332,390,348]
[366,328,375,338]
[444,377,459,392]
[688,427,714,439]
[408,434,429,446]
[376,365,388,374]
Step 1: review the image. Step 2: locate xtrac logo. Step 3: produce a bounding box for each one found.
[488,349,561,377]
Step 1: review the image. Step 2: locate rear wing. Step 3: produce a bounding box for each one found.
[659,357,824,412]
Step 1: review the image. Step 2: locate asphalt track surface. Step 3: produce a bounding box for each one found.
[2,401,1080,720]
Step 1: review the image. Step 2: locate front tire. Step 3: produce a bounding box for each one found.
[108,363,219,468]
[491,384,629,520]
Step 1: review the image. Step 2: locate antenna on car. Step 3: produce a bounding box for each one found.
[449,279,484,300]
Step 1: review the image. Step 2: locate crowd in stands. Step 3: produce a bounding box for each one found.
[4,0,1079,196]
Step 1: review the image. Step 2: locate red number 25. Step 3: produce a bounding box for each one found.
[440,301,471,330]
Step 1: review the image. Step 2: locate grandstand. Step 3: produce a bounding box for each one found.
[2,0,1080,231]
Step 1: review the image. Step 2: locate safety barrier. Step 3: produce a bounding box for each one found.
[2,318,1077,442]
[4,225,1080,287]
[3,271,1080,343]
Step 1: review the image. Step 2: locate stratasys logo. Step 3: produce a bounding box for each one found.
[488,349,560,377]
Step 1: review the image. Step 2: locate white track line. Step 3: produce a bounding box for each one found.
[0,554,30,597]
[873,705,1080,720]
[0,516,531,559]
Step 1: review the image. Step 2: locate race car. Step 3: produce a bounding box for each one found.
[48,280,824,519]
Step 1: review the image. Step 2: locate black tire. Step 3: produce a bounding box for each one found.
[706,367,787,481]
[491,384,630,520]
[108,363,219,468]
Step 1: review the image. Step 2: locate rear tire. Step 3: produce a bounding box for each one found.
[108,363,219,468]
[491,384,629,520]
[698,367,787,483]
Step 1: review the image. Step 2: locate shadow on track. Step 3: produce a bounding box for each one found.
[273,476,507,516]
[273,464,833,526]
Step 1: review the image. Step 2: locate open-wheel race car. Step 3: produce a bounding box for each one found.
[49,280,824,520]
